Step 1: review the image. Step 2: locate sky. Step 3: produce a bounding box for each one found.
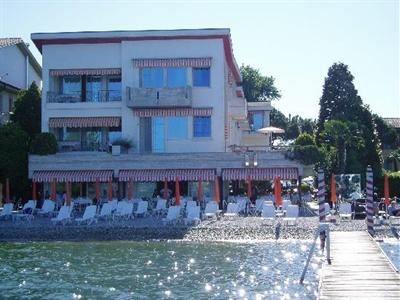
[0,0,398,119]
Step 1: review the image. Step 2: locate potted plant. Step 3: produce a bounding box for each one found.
[111,138,133,155]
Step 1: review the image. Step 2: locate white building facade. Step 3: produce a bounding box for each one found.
[30,29,303,201]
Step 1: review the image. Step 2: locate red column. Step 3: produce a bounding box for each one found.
[32,181,37,200]
[275,177,282,207]
[331,174,337,203]
[163,178,168,199]
[127,178,133,200]
[5,178,10,203]
[175,176,181,206]
[107,178,113,201]
[65,181,71,207]
[384,174,390,206]
[214,175,220,203]
[197,178,203,204]
[247,176,252,199]
[95,178,100,201]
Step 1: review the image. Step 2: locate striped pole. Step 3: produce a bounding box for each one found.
[366,165,374,236]
[318,169,326,222]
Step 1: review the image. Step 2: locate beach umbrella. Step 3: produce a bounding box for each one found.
[107,178,113,201]
[330,174,337,203]
[384,174,390,206]
[163,178,168,199]
[257,126,285,134]
[95,178,100,202]
[51,179,56,201]
[127,178,133,200]
[197,178,203,204]
[247,176,252,199]
[32,181,37,200]
[5,178,10,203]
[65,181,71,207]
[275,177,282,208]
[175,176,181,206]
[214,175,221,203]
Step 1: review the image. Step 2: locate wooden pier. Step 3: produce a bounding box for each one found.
[319,231,400,300]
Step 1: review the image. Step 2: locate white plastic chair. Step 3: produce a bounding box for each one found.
[51,206,72,225]
[339,202,353,221]
[37,200,55,216]
[14,200,37,223]
[0,203,13,219]
[262,204,276,225]
[255,199,264,214]
[186,200,197,210]
[162,206,181,225]
[224,203,239,217]
[283,205,299,226]
[204,201,219,219]
[154,199,167,216]
[76,205,97,225]
[110,199,118,212]
[97,203,112,220]
[282,200,290,211]
[237,198,247,214]
[184,206,201,225]
[134,201,148,217]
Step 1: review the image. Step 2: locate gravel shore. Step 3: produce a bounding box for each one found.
[0,216,397,242]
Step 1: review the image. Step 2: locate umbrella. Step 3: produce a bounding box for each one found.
[331,174,337,203]
[275,177,282,208]
[175,176,181,206]
[51,179,56,201]
[257,126,285,134]
[107,178,113,201]
[197,178,203,204]
[247,176,252,199]
[95,178,100,202]
[5,178,10,203]
[65,181,71,207]
[163,178,168,199]
[32,181,37,200]
[127,178,133,200]
[214,175,221,203]
[384,174,390,206]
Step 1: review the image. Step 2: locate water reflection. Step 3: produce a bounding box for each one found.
[0,240,322,299]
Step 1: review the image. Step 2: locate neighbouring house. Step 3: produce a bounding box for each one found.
[383,117,400,171]
[29,28,303,203]
[0,38,42,124]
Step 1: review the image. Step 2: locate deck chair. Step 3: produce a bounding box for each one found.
[134,201,148,217]
[162,206,181,225]
[109,199,118,212]
[389,215,400,226]
[51,206,72,225]
[255,199,264,215]
[37,200,55,216]
[0,203,13,220]
[339,203,353,221]
[224,203,239,217]
[203,201,219,219]
[14,200,37,223]
[154,199,167,216]
[114,202,133,220]
[236,198,248,215]
[184,206,201,225]
[323,202,332,221]
[262,204,276,225]
[283,205,299,226]
[75,205,97,225]
[282,200,290,212]
[186,200,197,210]
[97,203,113,220]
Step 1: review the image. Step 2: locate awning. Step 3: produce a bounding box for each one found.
[222,168,299,181]
[133,108,212,117]
[49,117,121,128]
[133,57,212,68]
[32,170,113,183]
[119,169,216,182]
[50,68,121,76]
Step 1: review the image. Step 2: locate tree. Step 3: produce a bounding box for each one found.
[292,133,322,165]
[240,65,281,102]
[30,133,58,155]
[0,123,29,200]
[373,114,399,149]
[299,118,315,135]
[270,108,288,132]
[10,81,41,140]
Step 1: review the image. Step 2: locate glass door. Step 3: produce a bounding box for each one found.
[152,117,165,153]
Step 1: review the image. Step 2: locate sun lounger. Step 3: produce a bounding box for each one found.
[134,201,148,217]
[389,215,400,226]
[184,206,201,225]
[162,206,181,225]
[186,200,197,210]
[236,198,248,215]
[37,200,56,216]
[339,203,353,221]
[224,203,239,217]
[154,199,167,216]
[255,199,264,215]
[109,199,118,212]
[113,201,134,220]
[97,203,112,220]
[262,204,276,225]
[203,201,220,219]
[75,205,97,225]
[282,200,290,212]
[51,206,72,225]
[0,203,13,220]
[13,200,37,223]
[283,205,299,226]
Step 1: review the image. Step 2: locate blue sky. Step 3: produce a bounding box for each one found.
[1,0,398,119]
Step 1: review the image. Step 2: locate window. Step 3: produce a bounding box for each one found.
[251,112,264,130]
[62,76,81,95]
[141,68,164,88]
[108,76,122,101]
[167,117,188,139]
[108,127,122,146]
[152,117,165,152]
[193,116,211,137]
[8,96,13,112]
[193,68,210,87]
[63,128,81,142]
[167,68,187,88]
[86,76,102,102]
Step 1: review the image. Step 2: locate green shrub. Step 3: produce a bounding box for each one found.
[30,133,58,155]
[293,144,322,165]
[112,138,133,149]
[294,133,315,146]
[300,183,312,193]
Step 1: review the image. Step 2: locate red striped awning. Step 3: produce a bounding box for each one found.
[119,169,216,182]
[133,108,212,117]
[50,68,121,76]
[49,117,121,128]
[222,168,299,180]
[32,170,113,183]
[133,57,211,68]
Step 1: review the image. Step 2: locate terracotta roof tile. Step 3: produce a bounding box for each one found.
[383,118,400,128]
[0,38,23,48]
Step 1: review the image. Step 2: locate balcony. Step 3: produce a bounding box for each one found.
[126,86,192,108]
[47,90,122,103]
[58,141,109,153]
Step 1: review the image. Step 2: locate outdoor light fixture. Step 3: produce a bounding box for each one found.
[244,154,250,167]
[253,153,258,167]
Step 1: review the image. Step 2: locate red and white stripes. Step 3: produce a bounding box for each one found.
[50,68,121,76]
[318,169,326,222]
[49,117,121,128]
[133,57,212,68]
[366,165,374,236]
[118,169,215,182]
[222,168,298,181]
[32,170,113,183]
[133,108,212,117]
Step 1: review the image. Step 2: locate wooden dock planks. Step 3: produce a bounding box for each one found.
[319,231,400,300]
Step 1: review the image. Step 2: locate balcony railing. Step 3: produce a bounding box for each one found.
[126,86,192,108]
[58,141,109,152]
[47,90,122,103]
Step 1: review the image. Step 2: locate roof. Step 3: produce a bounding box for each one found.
[31,28,241,83]
[383,118,400,128]
[0,37,42,78]
[0,80,20,93]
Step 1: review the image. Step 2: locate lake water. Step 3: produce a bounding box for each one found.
[380,239,400,271]
[0,240,322,299]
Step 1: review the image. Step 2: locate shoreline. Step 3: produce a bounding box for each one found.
[0,217,397,243]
